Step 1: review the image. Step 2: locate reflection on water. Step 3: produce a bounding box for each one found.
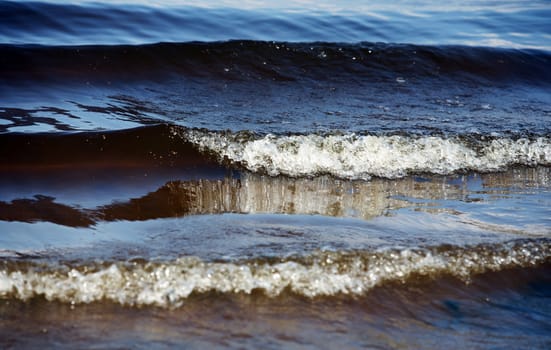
[0,95,166,133]
[0,167,549,228]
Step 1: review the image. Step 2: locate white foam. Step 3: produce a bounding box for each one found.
[1,240,548,307]
[182,129,551,179]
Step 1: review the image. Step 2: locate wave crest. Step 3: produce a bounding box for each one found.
[1,240,548,307]
[181,129,551,179]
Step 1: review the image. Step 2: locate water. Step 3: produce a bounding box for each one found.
[1,1,550,348]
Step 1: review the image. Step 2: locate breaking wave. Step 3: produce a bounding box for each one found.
[182,128,551,179]
[1,239,549,308]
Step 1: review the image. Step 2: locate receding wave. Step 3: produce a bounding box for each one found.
[0,239,548,307]
[181,128,551,179]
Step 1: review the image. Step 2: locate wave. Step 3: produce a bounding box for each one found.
[1,239,549,307]
[1,1,550,48]
[181,128,551,179]
[1,125,550,180]
[2,41,549,136]
[1,41,550,86]
[0,124,216,169]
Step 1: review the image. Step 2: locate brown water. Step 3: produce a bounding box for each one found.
[1,265,549,349]
[1,165,550,348]
[1,1,551,348]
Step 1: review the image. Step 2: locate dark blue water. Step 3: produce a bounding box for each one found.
[2,0,550,47]
[0,1,550,349]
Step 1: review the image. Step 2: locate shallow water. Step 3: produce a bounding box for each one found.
[2,264,550,349]
[1,0,550,348]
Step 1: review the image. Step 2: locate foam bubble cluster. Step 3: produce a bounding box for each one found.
[0,240,548,307]
[182,129,551,179]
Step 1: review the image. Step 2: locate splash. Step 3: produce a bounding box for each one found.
[1,239,548,308]
[182,129,551,179]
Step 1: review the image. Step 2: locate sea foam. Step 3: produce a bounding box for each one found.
[181,129,551,179]
[1,240,548,307]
